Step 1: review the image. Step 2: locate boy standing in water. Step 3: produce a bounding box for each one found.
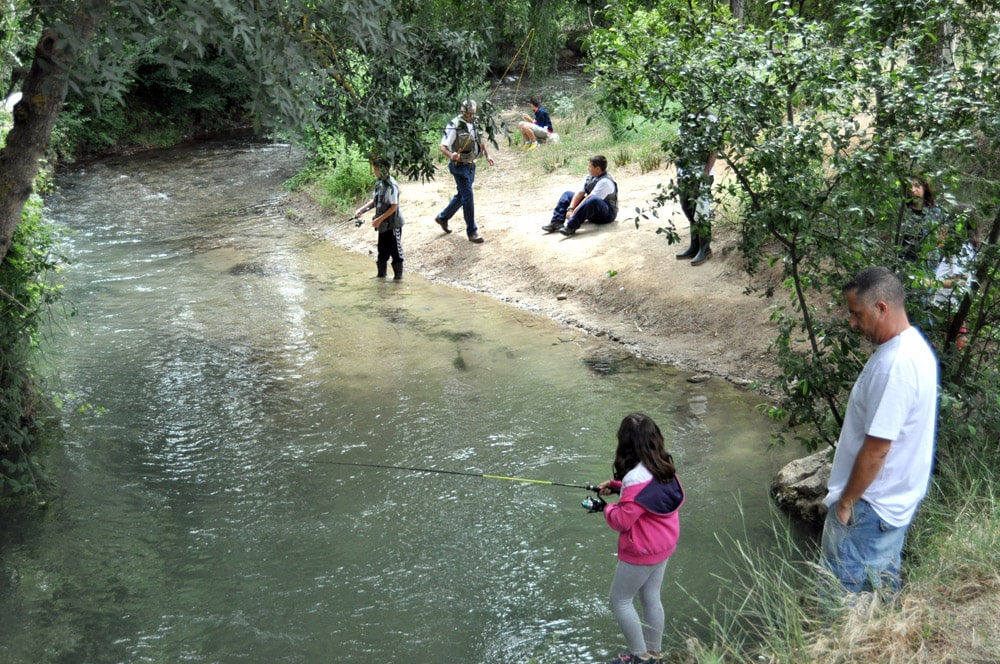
[355,156,404,280]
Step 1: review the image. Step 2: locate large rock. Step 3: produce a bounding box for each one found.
[771,449,832,525]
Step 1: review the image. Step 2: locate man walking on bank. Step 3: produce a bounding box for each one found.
[435,99,495,244]
[822,266,938,595]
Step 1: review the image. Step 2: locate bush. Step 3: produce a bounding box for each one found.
[0,184,67,501]
[286,129,372,210]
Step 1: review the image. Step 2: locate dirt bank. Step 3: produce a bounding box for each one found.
[284,135,785,391]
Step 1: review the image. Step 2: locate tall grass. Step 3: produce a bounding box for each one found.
[908,455,1000,595]
[681,504,835,663]
[522,90,675,176]
[680,454,1000,663]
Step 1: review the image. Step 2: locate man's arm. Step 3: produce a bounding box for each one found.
[835,435,892,525]
[372,202,398,229]
[440,124,457,160]
[566,191,587,220]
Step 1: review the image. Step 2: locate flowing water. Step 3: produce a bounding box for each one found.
[0,139,805,663]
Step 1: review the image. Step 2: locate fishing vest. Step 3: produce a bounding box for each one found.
[585,172,619,218]
[374,176,403,233]
[447,115,481,164]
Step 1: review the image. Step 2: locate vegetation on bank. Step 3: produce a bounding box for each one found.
[0,171,64,499]
[581,1,1000,660]
[3,0,1000,661]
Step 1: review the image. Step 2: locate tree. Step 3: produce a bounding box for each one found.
[590,0,1000,459]
[0,0,489,267]
[0,0,494,496]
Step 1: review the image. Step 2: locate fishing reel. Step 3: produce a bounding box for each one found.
[353,216,364,227]
[581,494,606,513]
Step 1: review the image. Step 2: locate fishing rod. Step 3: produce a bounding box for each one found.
[306,215,361,244]
[278,458,600,492]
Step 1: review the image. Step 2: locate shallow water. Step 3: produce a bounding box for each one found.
[0,139,803,663]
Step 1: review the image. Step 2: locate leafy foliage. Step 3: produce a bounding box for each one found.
[591,0,1000,457]
[0,186,66,499]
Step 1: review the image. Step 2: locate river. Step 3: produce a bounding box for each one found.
[0,138,804,663]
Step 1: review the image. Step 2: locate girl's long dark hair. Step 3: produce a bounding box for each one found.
[911,174,936,209]
[612,412,676,483]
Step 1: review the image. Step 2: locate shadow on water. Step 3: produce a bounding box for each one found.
[0,139,810,664]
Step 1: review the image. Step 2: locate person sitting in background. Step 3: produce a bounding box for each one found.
[518,96,553,151]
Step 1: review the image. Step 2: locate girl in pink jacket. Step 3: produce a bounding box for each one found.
[596,413,685,664]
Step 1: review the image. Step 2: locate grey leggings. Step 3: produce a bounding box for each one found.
[609,558,669,655]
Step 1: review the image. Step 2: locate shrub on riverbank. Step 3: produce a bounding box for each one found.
[0,181,65,501]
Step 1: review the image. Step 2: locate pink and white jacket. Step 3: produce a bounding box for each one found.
[603,464,684,565]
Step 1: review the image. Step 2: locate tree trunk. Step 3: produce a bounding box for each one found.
[0,7,104,266]
[730,0,744,26]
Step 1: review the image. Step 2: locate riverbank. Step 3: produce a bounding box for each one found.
[283,135,784,393]
[280,117,1000,664]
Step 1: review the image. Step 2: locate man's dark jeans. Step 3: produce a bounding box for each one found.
[438,161,478,236]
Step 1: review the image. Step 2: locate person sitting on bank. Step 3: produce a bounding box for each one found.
[541,155,618,237]
[518,96,554,151]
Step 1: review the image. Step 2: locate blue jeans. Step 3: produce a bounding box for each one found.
[821,499,909,593]
[438,161,477,236]
[551,191,615,231]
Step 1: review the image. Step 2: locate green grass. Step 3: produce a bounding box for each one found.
[677,455,1000,663]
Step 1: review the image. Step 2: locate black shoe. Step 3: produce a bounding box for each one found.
[559,226,576,236]
[435,217,451,234]
[468,233,484,243]
[391,261,403,280]
[691,242,712,266]
[542,222,563,233]
[675,235,700,259]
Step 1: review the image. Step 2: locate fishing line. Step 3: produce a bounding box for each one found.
[305,215,361,244]
[489,29,535,104]
[277,458,598,492]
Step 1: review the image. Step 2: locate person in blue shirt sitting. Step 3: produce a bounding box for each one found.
[518,96,553,151]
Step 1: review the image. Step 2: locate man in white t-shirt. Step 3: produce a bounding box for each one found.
[822,266,939,594]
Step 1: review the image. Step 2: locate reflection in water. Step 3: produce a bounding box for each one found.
[0,139,804,664]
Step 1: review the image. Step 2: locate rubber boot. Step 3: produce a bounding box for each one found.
[391,260,403,281]
[691,238,712,266]
[675,234,700,259]
[376,261,388,278]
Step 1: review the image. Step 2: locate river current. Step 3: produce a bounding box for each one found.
[0,139,802,663]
